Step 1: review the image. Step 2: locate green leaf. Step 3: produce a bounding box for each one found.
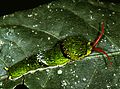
[0,0,120,89]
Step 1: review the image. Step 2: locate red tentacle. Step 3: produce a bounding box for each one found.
[92,47,110,60]
[92,22,104,48]
[92,22,111,65]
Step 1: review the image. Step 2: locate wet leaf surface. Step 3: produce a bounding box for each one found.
[0,0,120,89]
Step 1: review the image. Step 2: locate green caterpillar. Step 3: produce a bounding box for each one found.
[2,22,110,80]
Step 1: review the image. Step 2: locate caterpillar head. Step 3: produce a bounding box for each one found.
[61,36,92,60]
[61,22,111,65]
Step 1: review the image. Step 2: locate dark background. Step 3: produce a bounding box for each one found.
[0,0,56,16]
[0,0,120,16]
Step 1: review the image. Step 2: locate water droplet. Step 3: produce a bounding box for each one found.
[62,6,65,8]
[87,84,89,87]
[35,32,37,34]
[28,14,33,17]
[49,9,52,12]
[48,16,52,19]
[70,69,73,71]
[83,78,86,81]
[113,73,116,76]
[112,22,115,24]
[74,82,77,85]
[111,45,114,47]
[3,16,6,19]
[57,69,62,74]
[72,71,75,73]
[34,13,38,16]
[12,26,17,28]
[76,75,78,78]
[70,86,73,88]
[10,14,15,17]
[33,25,38,27]
[47,5,50,8]
[0,82,2,86]
[3,15,8,19]
[48,37,51,40]
[12,59,15,62]
[61,9,63,11]
[0,40,4,46]
[90,10,93,13]
[90,15,94,20]
[111,2,115,5]
[32,30,34,32]
[37,44,40,47]
[102,14,104,16]
[74,63,77,66]
[72,0,76,3]
[106,85,111,88]
[37,77,40,80]
[61,80,67,86]
[98,8,101,11]
[46,69,49,72]
[39,21,42,24]
[27,64,30,66]
[7,55,11,58]
[109,14,111,16]
[100,1,104,5]
[112,12,115,14]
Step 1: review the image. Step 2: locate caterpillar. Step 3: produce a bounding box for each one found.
[1,22,110,80]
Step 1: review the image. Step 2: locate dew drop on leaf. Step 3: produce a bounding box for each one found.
[109,14,111,16]
[0,40,4,46]
[60,9,63,12]
[74,82,77,85]
[32,30,34,33]
[77,81,80,83]
[46,69,50,72]
[34,13,38,16]
[36,77,40,80]
[49,9,52,12]
[32,25,38,28]
[82,78,86,81]
[61,80,67,86]
[102,14,104,16]
[113,73,116,76]
[0,82,2,86]
[47,5,50,8]
[112,22,115,24]
[89,10,93,13]
[12,59,15,62]
[98,8,101,11]
[28,14,33,17]
[35,32,37,34]
[37,44,40,47]
[106,85,111,89]
[48,37,51,40]
[70,86,73,88]
[75,75,78,78]
[57,69,62,74]
[112,12,115,14]
[87,84,90,87]
[27,64,30,66]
